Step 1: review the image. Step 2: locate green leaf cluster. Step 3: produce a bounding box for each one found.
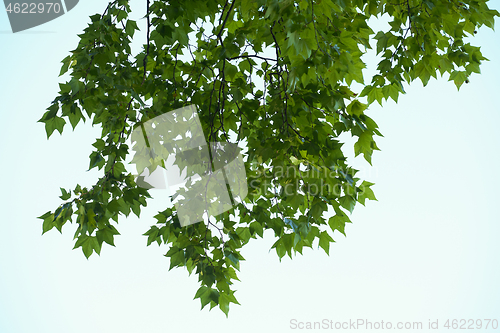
[39,0,498,315]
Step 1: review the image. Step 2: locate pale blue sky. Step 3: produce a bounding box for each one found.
[1,1,499,332]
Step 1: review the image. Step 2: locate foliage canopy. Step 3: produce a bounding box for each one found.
[38,0,498,315]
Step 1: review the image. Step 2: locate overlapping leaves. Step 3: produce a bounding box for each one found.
[38,0,498,316]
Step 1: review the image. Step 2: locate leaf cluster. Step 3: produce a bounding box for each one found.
[38,0,498,315]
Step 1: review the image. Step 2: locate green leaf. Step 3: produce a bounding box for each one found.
[225,251,240,270]
[218,292,230,316]
[449,70,467,90]
[272,238,286,260]
[59,188,71,200]
[68,104,84,129]
[382,84,401,103]
[318,231,334,254]
[249,221,264,238]
[69,78,80,95]
[166,247,186,270]
[346,100,367,116]
[144,226,160,246]
[358,181,377,205]
[73,236,100,259]
[339,195,356,213]
[88,151,105,170]
[367,86,384,106]
[194,286,219,309]
[125,20,139,37]
[130,90,145,106]
[44,116,66,138]
[59,55,72,76]
[96,225,120,246]
[328,214,351,236]
[38,104,58,123]
[224,63,238,80]
[354,131,377,165]
[41,213,55,234]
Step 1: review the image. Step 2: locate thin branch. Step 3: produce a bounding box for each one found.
[141,0,151,85]
[216,0,236,45]
[228,54,277,62]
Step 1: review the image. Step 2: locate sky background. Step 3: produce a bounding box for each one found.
[1,1,499,332]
